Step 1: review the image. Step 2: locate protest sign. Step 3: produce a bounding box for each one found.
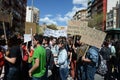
[44,28,67,37]
[24,34,32,43]
[25,22,36,34]
[67,20,106,48]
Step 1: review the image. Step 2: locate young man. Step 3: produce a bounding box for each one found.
[82,46,99,80]
[29,34,46,80]
[4,35,22,80]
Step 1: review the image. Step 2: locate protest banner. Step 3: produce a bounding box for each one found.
[44,28,67,37]
[67,20,106,48]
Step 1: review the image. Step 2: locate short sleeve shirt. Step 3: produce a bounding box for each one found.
[32,46,46,78]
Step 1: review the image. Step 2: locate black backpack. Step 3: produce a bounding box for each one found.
[99,47,111,60]
[45,46,54,70]
[96,53,108,76]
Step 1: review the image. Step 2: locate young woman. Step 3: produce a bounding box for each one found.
[55,39,69,80]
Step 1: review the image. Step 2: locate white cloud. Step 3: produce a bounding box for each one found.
[56,0,88,23]
[54,6,86,23]
[40,0,88,26]
[55,14,69,22]
[40,5,87,26]
[73,0,88,7]
[45,14,52,17]
[40,16,57,25]
[65,6,85,18]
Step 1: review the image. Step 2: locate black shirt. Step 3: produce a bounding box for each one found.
[8,46,22,68]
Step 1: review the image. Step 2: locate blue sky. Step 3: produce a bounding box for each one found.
[27,0,88,26]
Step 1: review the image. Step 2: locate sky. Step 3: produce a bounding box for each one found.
[27,0,88,26]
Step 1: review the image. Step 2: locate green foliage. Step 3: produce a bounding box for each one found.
[36,25,44,35]
[88,13,103,30]
[47,24,58,30]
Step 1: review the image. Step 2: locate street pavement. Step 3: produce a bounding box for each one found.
[94,74,104,80]
[48,70,104,80]
[67,74,104,80]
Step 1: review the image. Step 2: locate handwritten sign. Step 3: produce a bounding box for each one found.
[44,28,67,37]
[67,20,106,48]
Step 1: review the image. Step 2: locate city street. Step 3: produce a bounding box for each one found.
[94,74,104,80]
[48,70,104,80]
[0,0,120,80]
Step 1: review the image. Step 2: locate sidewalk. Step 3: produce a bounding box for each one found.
[48,70,104,80]
[95,74,104,80]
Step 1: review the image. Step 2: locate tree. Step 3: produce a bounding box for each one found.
[47,24,58,30]
[88,13,103,30]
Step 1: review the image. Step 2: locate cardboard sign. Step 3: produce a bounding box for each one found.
[67,20,88,35]
[80,27,106,48]
[25,22,37,34]
[0,13,10,22]
[67,20,106,48]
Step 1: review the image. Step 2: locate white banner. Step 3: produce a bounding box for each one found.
[44,28,67,37]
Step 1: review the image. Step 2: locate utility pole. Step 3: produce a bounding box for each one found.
[31,0,34,23]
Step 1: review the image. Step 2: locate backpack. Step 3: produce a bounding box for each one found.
[96,54,108,76]
[45,46,54,70]
[0,52,4,67]
[99,47,111,61]
[21,45,28,62]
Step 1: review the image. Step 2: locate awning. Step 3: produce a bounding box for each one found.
[105,28,120,33]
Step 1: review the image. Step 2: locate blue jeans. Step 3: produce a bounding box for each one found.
[7,67,20,80]
[32,77,41,80]
[32,76,45,80]
[86,65,97,80]
[77,65,85,80]
[59,67,68,80]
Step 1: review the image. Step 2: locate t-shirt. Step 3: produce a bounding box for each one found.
[32,46,46,78]
[86,46,99,67]
[8,46,22,68]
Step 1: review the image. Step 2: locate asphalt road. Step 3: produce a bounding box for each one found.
[48,70,104,80]
[94,74,104,80]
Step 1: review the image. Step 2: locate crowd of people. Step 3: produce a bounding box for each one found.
[0,33,120,80]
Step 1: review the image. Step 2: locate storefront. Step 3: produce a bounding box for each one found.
[105,28,120,40]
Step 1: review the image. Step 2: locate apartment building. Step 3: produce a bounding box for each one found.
[0,0,27,34]
[26,6,39,24]
[87,0,107,31]
[106,0,120,39]
[73,9,87,20]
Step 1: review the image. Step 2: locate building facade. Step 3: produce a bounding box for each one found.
[26,6,39,24]
[87,0,92,19]
[106,7,117,30]
[106,0,120,39]
[87,0,107,31]
[0,0,27,34]
[73,9,87,20]
[106,0,120,29]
